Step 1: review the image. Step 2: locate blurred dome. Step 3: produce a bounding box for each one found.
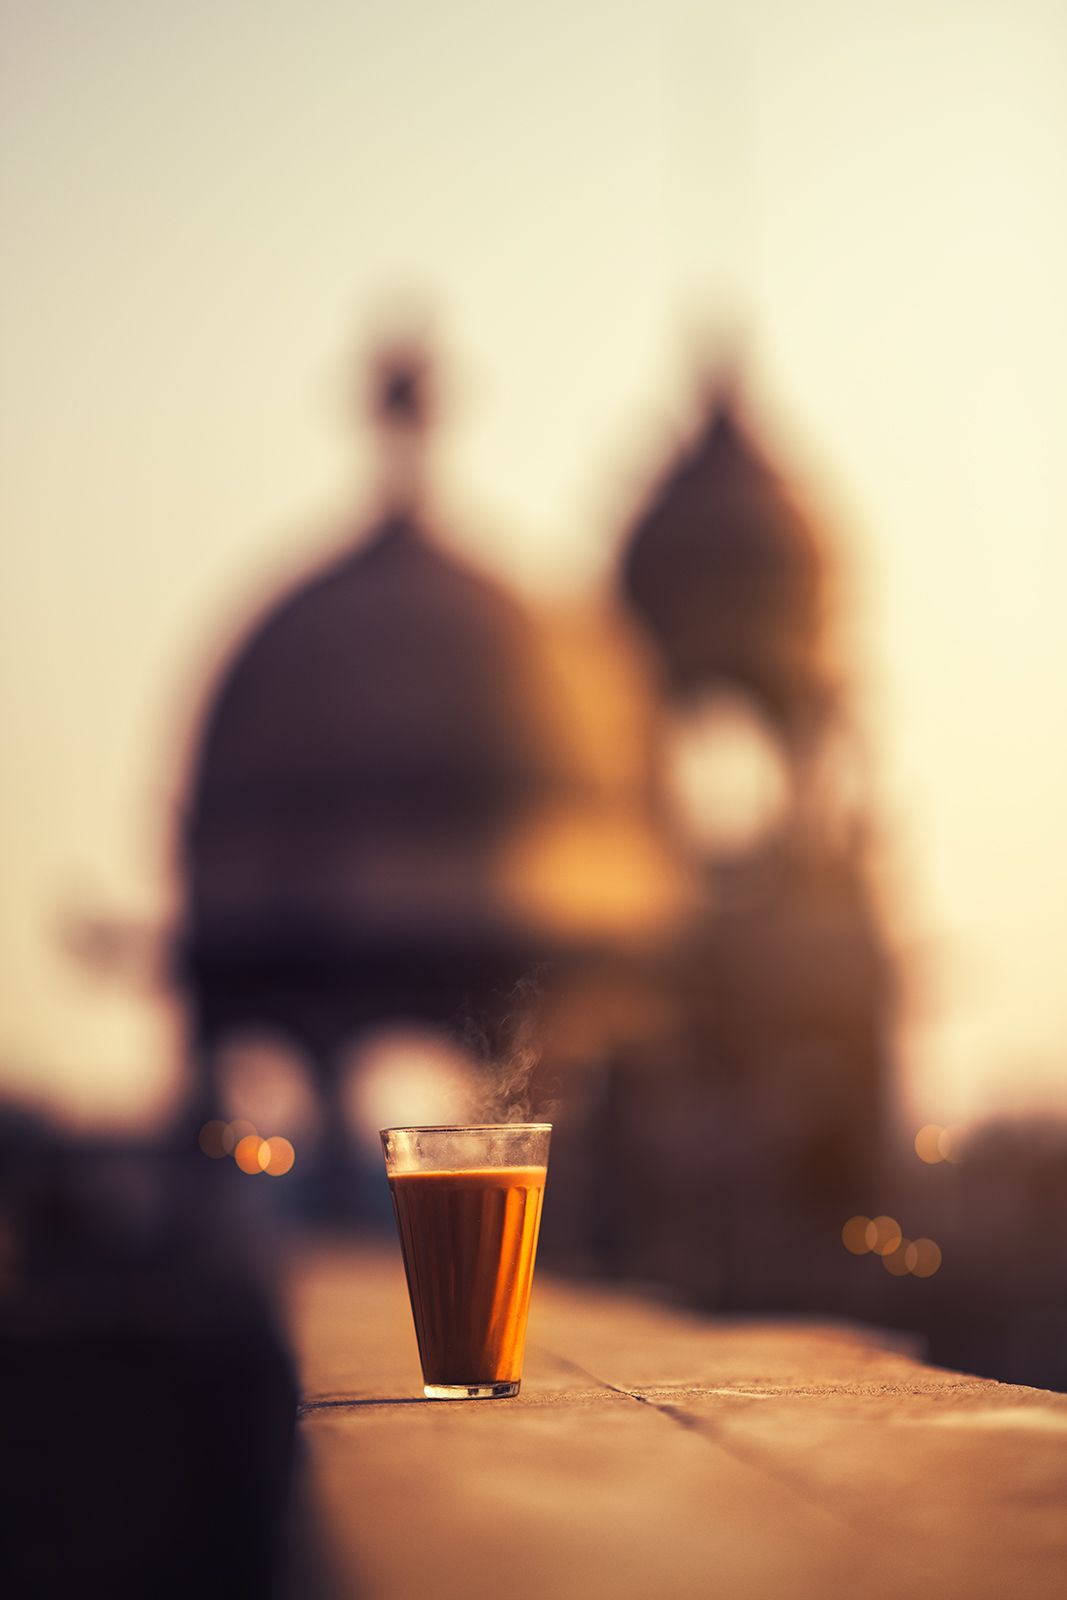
[183,515,682,958]
[620,397,831,729]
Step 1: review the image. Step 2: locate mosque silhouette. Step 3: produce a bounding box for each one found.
[177,337,892,1306]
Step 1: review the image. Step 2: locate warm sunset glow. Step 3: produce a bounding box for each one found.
[495,805,685,940]
[345,1027,481,1155]
[2,4,1065,1134]
[3,29,1064,1593]
[666,691,791,857]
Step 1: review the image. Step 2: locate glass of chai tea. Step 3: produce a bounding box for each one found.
[380,1124,551,1400]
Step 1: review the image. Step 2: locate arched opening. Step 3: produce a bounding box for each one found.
[665,687,792,859]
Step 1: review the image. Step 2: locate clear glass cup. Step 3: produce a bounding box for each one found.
[380,1124,551,1399]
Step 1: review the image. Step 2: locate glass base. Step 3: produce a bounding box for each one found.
[423,1381,520,1401]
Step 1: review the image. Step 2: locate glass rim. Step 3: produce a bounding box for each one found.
[379,1123,552,1135]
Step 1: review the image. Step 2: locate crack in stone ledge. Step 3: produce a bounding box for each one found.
[540,1350,864,1535]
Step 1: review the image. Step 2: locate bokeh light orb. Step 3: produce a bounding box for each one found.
[865,1215,902,1255]
[882,1241,911,1276]
[939,1126,965,1164]
[234,1133,267,1175]
[198,1120,231,1159]
[906,1238,942,1277]
[264,1135,296,1176]
[842,1215,872,1254]
[914,1124,945,1163]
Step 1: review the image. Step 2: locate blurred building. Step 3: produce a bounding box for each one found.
[605,391,893,1305]
[174,339,894,1298]
[177,346,683,1208]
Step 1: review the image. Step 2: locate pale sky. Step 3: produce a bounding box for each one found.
[2,0,1065,1128]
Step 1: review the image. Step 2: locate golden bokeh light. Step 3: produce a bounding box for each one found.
[905,1238,943,1277]
[865,1215,902,1256]
[234,1134,267,1175]
[914,1124,945,1164]
[198,1120,230,1159]
[841,1215,872,1254]
[914,1123,965,1165]
[263,1136,296,1176]
[939,1126,964,1164]
[882,1241,912,1276]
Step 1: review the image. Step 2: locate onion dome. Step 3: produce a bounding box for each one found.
[184,515,590,939]
[180,349,684,976]
[620,396,831,729]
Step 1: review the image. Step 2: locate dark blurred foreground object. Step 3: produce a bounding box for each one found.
[0,1109,298,1599]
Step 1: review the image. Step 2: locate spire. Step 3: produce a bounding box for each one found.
[619,373,828,727]
[364,338,437,523]
[371,340,435,431]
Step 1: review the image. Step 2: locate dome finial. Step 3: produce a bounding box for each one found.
[364,334,437,522]
[370,340,435,432]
